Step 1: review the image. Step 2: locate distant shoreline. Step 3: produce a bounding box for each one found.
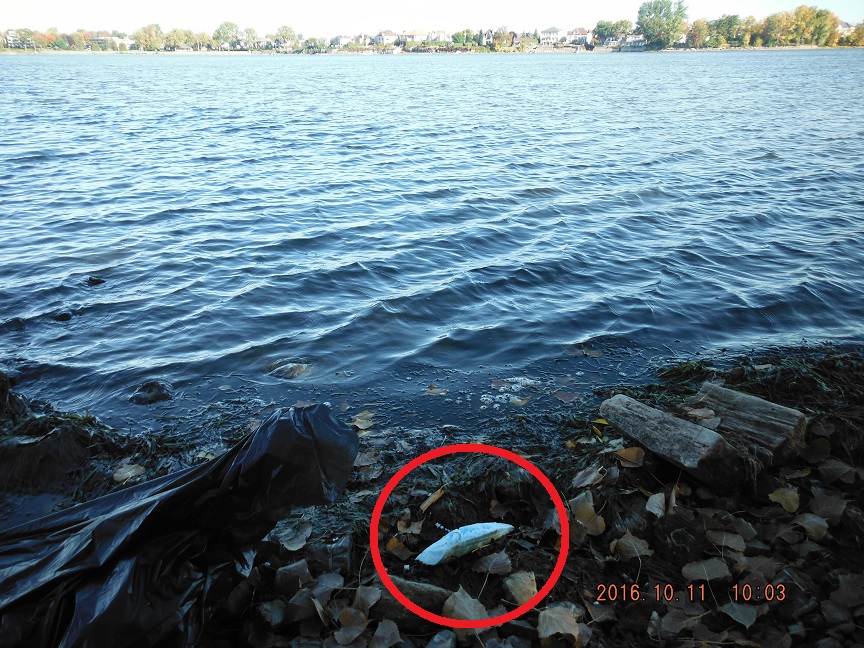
[1,44,854,56]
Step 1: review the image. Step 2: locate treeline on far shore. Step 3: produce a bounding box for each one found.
[2,1,863,54]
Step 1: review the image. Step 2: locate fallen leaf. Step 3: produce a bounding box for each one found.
[112,463,145,482]
[718,602,759,629]
[354,451,379,467]
[735,556,777,580]
[706,530,746,552]
[425,384,449,396]
[830,574,864,608]
[335,607,368,645]
[553,390,580,404]
[353,585,382,615]
[593,418,609,425]
[369,619,402,648]
[510,397,530,406]
[768,486,799,513]
[587,601,616,623]
[352,410,376,430]
[661,609,701,636]
[569,491,606,536]
[504,571,537,605]
[730,517,757,541]
[312,572,344,605]
[818,458,857,484]
[809,491,847,524]
[270,362,312,379]
[615,447,645,468]
[611,531,653,561]
[779,466,811,479]
[682,557,730,581]
[571,464,607,489]
[793,512,828,540]
[419,487,445,513]
[360,465,383,481]
[385,537,414,560]
[472,550,512,575]
[194,450,216,461]
[397,519,424,535]
[276,522,313,552]
[442,586,489,641]
[586,349,603,358]
[538,602,583,642]
[801,437,832,464]
[646,492,666,518]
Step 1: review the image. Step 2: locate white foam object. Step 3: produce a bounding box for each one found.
[414,522,515,565]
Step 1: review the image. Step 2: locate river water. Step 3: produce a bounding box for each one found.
[1,50,863,433]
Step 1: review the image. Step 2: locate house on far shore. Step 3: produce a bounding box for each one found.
[567,27,593,45]
[837,21,854,38]
[426,30,451,43]
[330,35,354,47]
[540,27,565,45]
[400,30,427,43]
[354,34,373,46]
[373,30,399,45]
[619,34,646,51]
[513,36,536,48]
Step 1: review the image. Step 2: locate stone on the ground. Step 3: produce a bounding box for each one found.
[682,382,806,464]
[372,576,453,631]
[130,380,172,404]
[599,394,749,489]
[0,427,89,491]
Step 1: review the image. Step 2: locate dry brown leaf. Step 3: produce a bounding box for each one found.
[277,522,313,552]
[538,603,583,642]
[312,572,344,605]
[353,451,379,467]
[809,491,847,524]
[830,574,864,608]
[801,437,832,463]
[706,530,746,552]
[615,447,645,468]
[736,556,777,580]
[385,537,413,560]
[442,586,489,641]
[335,607,368,645]
[472,550,512,575]
[611,531,653,561]
[419,487,445,512]
[351,410,376,431]
[682,557,730,581]
[661,609,701,637]
[369,619,402,648]
[396,519,424,535]
[571,464,606,489]
[646,492,666,518]
[569,491,606,536]
[360,464,383,481]
[768,486,799,513]
[511,397,530,406]
[718,602,759,629]
[779,466,811,479]
[587,602,616,623]
[730,517,757,541]
[425,384,449,396]
[504,571,537,606]
[793,512,828,540]
[818,458,857,484]
[353,585,382,615]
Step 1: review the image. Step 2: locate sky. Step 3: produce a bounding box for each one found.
[4,0,861,37]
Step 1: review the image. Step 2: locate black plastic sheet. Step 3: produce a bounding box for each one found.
[0,404,359,647]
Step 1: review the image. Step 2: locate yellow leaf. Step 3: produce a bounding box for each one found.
[615,447,645,468]
[386,537,413,560]
[768,486,799,513]
[593,418,609,425]
[565,440,577,449]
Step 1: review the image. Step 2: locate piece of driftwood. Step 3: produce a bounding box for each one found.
[681,382,806,464]
[372,576,453,631]
[599,394,749,489]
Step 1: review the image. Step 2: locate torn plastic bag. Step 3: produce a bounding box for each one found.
[0,403,358,648]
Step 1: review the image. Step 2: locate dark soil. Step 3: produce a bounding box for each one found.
[2,345,864,647]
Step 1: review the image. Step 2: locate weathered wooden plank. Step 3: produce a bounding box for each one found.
[599,394,749,489]
[372,576,453,631]
[682,383,806,463]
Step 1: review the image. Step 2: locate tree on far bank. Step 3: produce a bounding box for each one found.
[244,27,258,49]
[275,25,296,48]
[213,21,241,49]
[133,24,164,50]
[637,0,688,48]
[687,18,709,47]
[194,32,212,51]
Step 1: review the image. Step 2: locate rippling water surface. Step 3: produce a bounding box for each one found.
[1,50,863,426]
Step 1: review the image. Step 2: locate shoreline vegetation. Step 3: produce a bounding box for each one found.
[2,344,864,644]
[3,1,863,56]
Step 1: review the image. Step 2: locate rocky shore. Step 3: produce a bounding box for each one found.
[1,346,863,647]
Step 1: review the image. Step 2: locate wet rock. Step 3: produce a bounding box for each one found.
[130,380,173,404]
[53,312,73,322]
[373,576,452,632]
[0,426,89,492]
[305,535,352,574]
[86,276,106,286]
[0,317,25,332]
